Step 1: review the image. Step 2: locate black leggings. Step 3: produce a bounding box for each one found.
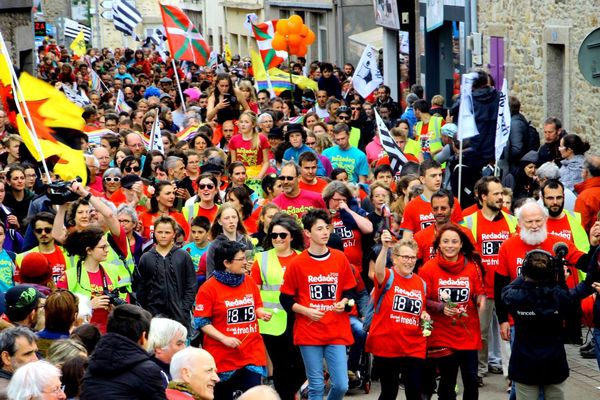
[434,350,479,400]
[374,355,424,400]
[263,330,306,400]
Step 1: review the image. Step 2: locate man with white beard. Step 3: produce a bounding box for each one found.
[494,199,600,342]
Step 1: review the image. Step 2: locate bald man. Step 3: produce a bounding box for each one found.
[238,385,280,400]
[167,348,219,400]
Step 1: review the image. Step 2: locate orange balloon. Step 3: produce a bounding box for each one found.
[288,34,302,46]
[287,15,303,33]
[272,34,287,51]
[276,19,289,36]
[300,25,309,37]
[296,44,308,57]
[304,30,316,45]
[288,43,299,55]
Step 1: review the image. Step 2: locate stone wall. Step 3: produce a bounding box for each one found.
[0,7,34,73]
[477,0,600,153]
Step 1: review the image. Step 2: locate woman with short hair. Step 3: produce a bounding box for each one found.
[7,360,66,400]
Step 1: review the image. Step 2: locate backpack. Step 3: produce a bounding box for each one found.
[526,121,541,152]
[362,269,394,332]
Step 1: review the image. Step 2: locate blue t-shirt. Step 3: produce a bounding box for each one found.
[283,145,326,176]
[322,146,369,183]
[182,242,209,272]
[0,250,15,293]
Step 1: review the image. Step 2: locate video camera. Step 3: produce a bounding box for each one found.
[521,243,569,284]
[47,177,82,205]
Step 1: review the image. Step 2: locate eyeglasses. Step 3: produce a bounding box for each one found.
[119,219,133,224]
[394,254,417,261]
[95,244,110,251]
[198,183,215,190]
[277,175,295,181]
[124,166,141,173]
[337,115,350,121]
[231,257,247,262]
[34,227,52,234]
[103,176,121,182]
[270,232,289,240]
[43,385,65,395]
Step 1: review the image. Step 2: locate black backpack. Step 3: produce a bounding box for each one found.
[526,121,541,152]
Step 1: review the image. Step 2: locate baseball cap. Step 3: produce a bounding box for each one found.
[5,285,44,322]
[159,77,173,84]
[19,253,52,285]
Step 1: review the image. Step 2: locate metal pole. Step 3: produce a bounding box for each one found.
[458,138,463,204]
[172,58,187,113]
[94,0,102,49]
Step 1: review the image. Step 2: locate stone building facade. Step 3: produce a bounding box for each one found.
[477,0,600,152]
[0,0,34,73]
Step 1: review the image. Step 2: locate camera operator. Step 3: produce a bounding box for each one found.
[50,180,136,294]
[501,249,600,399]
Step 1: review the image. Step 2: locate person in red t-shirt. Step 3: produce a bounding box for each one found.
[194,240,271,399]
[323,181,373,269]
[138,181,190,240]
[401,159,463,240]
[280,209,357,400]
[368,231,430,400]
[414,190,475,264]
[418,224,486,400]
[297,152,329,193]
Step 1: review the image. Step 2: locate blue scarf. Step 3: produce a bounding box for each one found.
[213,270,245,287]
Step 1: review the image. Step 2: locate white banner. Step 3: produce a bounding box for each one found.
[494,79,511,162]
[457,72,480,141]
[351,45,383,99]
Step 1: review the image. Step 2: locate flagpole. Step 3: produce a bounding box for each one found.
[171,58,187,113]
[0,33,53,184]
[458,139,464,204]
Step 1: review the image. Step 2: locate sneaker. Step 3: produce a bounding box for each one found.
[506,380,512,393]
[488,365,503,374]
[581,347,597,359]
[477,376,484,387]
[580,338,595,353]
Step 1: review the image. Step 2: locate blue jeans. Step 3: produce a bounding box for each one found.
[593,328,600,370]
[299,345,348,400]
[348,316,366,372]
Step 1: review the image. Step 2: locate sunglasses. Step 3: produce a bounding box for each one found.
[198,183,215,190]
[350,107,361,111]
[103,176,121,182]
[277,175,295,181]
[34,227,52,234]
[270,232,289,240]
[337,115,350,120]
[124,166,141,173]
[144,120,155,125]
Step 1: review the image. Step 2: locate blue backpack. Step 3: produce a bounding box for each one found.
[362,269,394,332]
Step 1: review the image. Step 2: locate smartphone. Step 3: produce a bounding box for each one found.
[223,93,232,103]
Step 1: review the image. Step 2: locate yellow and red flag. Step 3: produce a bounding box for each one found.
[160,4,211,65]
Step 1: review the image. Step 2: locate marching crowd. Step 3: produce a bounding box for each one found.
[0,38,599,400]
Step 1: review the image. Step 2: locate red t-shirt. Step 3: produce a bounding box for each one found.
[496,234,583,282]
[298,178,329,193]
[196,204,219,223]
[546,215,575,243]
[418,256,484,350]
[251,253,298,286]
[331,214,363,268]
[469,211,513,299]
[272,190,326,225]
[400,195,463,235]
[138,210,190,240]
[462,204,480,218]
[280,249,356,346]
[414,223,475,262]
[194,276,266,373]
[228,133,271,167]
[45,246,67,284]
[57,268,116,333]
[365,268,428,359]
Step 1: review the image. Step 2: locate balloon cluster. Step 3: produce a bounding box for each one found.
[272,15,316,57]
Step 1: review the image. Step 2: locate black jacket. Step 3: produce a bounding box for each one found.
[80,333,166,400]
[134,247,196,333]
[460,86,500,169]
[538,131,566,167]
[502,277,571,385]
[504,113,529,170]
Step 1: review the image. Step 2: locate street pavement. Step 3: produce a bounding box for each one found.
[342,343,600,399]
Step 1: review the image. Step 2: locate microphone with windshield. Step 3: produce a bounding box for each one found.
[553,242,569,259]
[552,242,569,283]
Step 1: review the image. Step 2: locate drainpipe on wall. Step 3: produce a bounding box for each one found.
[333,0,344,66]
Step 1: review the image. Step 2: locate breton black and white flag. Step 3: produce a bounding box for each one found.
[112,0,143,40]
[61,84,90,107]
[64,18,92,42]
[375,109,408,174]
[352,45,383,98]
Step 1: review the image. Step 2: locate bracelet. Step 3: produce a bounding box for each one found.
[83,193,92,202]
